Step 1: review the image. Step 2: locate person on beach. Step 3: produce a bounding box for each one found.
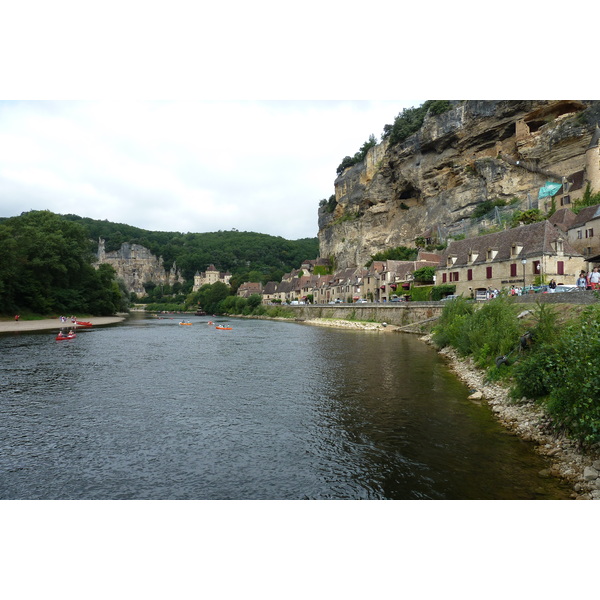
[14,314,19,322]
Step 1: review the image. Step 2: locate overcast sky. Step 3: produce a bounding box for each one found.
[0,100,420,239]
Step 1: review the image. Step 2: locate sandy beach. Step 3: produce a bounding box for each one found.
[0,315,126,334]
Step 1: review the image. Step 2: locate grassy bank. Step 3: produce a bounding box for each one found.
[431,297,600,448]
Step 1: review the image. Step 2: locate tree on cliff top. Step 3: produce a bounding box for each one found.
[382,100,453,146]
[336,134,378,175]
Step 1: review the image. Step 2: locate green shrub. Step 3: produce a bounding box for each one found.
[409,285,433,301]
[430,284,456,301]
[431,296,474,349]
[412,266,435,282]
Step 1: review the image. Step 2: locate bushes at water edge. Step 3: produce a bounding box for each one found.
[432,298,600,447]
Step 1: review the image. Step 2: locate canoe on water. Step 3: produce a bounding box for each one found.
[56,333,76,340]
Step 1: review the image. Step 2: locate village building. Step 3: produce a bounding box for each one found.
[437,220,584,298]
[560,204,600,262]
[236,282,263,298]
[192,264,232,292]
[261,281,279,304]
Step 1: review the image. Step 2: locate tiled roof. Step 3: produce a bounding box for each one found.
[439,220,581,267]
[548,207,576,231]
[569,204,600,229]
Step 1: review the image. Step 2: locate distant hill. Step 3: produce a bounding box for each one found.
[59,214,319,286]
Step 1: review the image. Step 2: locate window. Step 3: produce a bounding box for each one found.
[586,228,594,238]
[511,244,523,258]
[510,263,517,277]
[486,266,492,279]
[442,273,447,283]
[450,272,459,282]
[533,260,540,274]
[578,229,583,239]
[467,269,473,281]
[557,261,564,275]
[561,195,571,205]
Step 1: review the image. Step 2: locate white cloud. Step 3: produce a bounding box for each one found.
[0,100,420,238]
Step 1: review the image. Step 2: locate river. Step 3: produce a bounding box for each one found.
[0,313,573,499]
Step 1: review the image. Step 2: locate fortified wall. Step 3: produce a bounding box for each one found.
[319,100,600,269]
[95,238,184,295]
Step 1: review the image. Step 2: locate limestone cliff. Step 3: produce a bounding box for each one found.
[319,100,600,269]
[95,239,184,295]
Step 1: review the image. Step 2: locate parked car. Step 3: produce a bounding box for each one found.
[354,299,368,303]
[552,285,579,293]
[440,294,460,301]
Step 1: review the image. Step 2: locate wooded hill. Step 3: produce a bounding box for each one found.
[59,214,319,288]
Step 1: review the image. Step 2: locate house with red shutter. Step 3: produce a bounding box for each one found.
[436,220,584,297]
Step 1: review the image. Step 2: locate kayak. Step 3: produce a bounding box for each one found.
[215,326,232,330]
[179,322,192,326]
[76,321,93,327]
[56,333,76,340]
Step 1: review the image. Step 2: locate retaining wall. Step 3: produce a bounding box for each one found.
[287,293,599,326]
[288,303,444,327]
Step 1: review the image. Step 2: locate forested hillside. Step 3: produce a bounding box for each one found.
[0,211,128,316]
[0,210,319,315]
[60,214,319,285]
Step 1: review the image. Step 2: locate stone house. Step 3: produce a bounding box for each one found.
[561,204,600,262]
[193,264,232,292]
[312,275,334,304]
[273,279,294,304]
[437,220,584,297]
[236,282,263,298]
[261,281,279,304]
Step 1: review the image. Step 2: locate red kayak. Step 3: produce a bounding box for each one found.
[56,333,76,340]
[76,321,93,327]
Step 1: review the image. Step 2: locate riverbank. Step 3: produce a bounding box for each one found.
[0,315,127,334]
[298,315,600,499]
[298,317,401,332]
[427,336,600,499]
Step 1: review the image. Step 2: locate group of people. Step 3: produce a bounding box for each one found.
[577,268,600,290]
[59,315,77,324]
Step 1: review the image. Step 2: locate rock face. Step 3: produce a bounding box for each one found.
[95,238,184,295]
[319,100,600,269]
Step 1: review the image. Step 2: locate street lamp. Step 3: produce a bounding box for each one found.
[521,259,527,289]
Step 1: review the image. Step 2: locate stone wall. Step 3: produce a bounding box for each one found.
[288,303,444,327]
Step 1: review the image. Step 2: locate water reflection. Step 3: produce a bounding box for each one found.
[0,317,572,499]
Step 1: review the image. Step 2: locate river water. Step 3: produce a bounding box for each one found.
[0,314,572,499]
